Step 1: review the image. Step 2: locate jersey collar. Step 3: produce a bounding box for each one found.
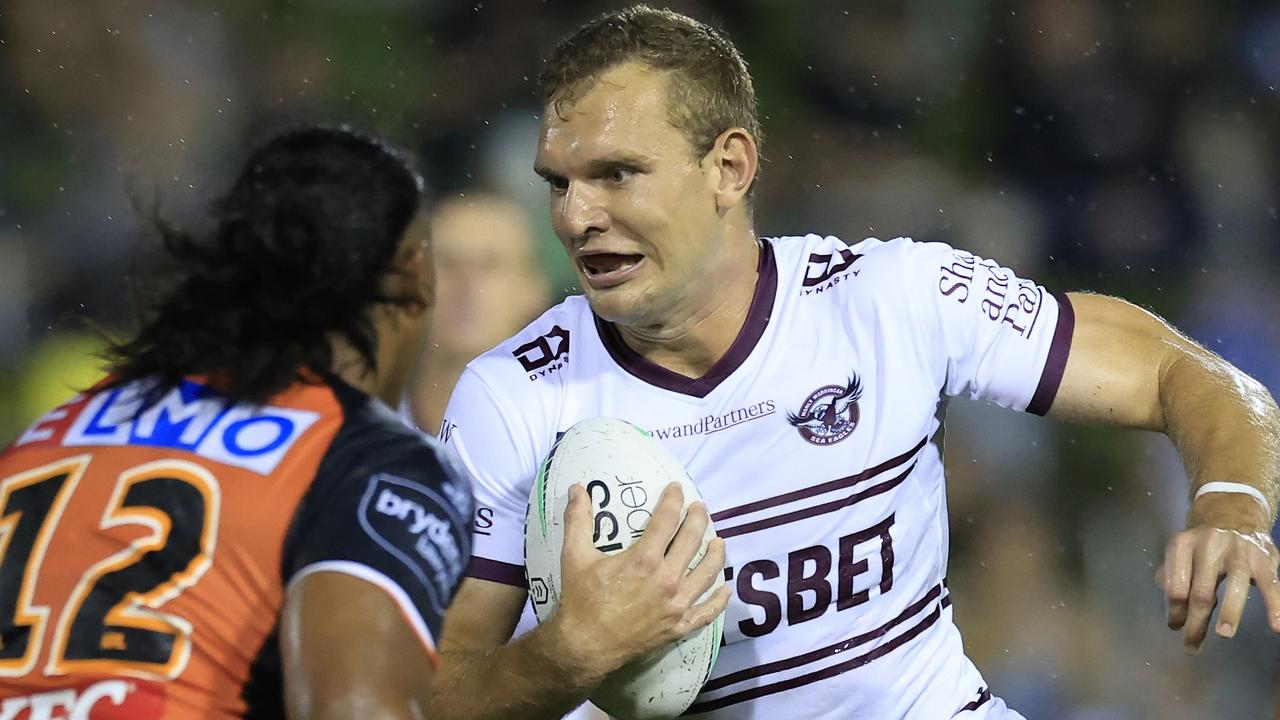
[593,239,778,399]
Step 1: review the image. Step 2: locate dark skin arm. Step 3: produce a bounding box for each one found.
[1049,293,1280,652]
[282,572,440,720]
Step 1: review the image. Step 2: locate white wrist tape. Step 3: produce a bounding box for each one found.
[1193,481,1274,518]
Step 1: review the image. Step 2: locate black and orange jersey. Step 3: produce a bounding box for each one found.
[0,374,473,719]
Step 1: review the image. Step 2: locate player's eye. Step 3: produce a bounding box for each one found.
[606,167,635,184]
[545,176,569,194]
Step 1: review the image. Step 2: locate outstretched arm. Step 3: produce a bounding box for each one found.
[1048,292,1280,651]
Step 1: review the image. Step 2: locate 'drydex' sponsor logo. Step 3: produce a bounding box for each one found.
[513,325,571,380]
[801,248,862,295]
[787,373,863,445]
[359,474,471,616]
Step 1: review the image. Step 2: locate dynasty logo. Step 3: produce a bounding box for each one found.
[801,248,862,295]
[788,373,863,445]
[513,325,571,380]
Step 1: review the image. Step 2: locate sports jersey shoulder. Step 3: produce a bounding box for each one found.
[463,294,594,391]
[283,378,474,653]
[769,232,1073,413]
[748,233,932,312]
[242,379,475,716]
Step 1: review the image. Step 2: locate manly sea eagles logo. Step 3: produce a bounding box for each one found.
[788,373,863,445]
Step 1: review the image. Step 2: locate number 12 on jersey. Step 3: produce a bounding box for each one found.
[0,455,220,679]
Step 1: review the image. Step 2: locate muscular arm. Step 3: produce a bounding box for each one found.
[428,579,598,720]
[282,573,438,720]
[1048,292,1280,647]
[1051,293,1280,515]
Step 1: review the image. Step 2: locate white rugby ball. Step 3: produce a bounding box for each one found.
[525,417,724,720]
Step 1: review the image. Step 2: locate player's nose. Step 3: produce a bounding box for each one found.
[560,182,610,241]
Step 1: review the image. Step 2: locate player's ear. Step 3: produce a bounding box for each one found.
[386,225,434,314]
[705,127,758,214]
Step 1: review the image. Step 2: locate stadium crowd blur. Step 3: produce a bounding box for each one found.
[2,1,1278,717]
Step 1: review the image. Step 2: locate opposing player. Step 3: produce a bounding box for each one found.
[430,6,1280,719]
[0,127,473,719]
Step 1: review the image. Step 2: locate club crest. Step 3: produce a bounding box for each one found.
[788,373,863,445]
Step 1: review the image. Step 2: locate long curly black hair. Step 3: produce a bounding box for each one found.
[104,125,426,404]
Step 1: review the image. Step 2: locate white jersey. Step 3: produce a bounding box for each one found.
[443,235,1073,719]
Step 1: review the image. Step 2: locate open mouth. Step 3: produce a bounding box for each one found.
[579,253,645,287]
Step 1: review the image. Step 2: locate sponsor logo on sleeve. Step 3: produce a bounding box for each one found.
[937,249,978,303]
[788,373,863,445]
[438,479,472,520]
[938,250,1045,338]
[358,474,472,616]
[801,248,862,295]
[512,325,571,381]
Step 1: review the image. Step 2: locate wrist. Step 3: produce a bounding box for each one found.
[535,612,611,691]
[1188,491,1274,533]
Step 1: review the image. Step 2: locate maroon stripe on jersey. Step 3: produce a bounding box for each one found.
[465,556,524,587]
[593,240,778,399]
[955,687,993,714]
[711,436,928,523]
[716,461,916,539]
[702,581,944,692]
[685,595,944,714]
[1026,291,1075,416]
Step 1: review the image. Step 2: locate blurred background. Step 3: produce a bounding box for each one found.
[2,0,1278,717]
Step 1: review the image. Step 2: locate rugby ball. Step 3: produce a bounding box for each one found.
[525,417,724,720]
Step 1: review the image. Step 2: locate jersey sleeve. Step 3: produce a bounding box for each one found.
[439,365,539,589]
[892,238,1075,414]
[282,434,474,658]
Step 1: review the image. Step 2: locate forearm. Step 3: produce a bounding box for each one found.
[429,618,599,720]
[1159,342,1280,529]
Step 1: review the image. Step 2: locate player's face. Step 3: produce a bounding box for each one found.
[534,63,724,327]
